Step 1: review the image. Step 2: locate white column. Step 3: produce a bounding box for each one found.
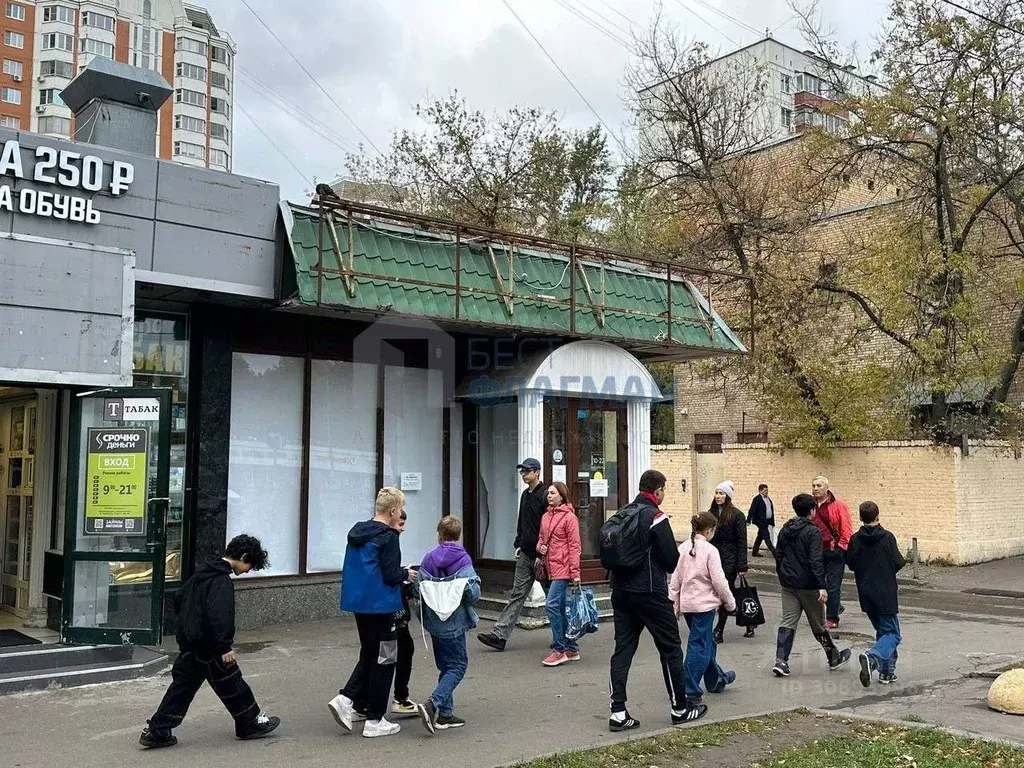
[25,389,57,626]
[627,399,652,498]
[517,389,545,466]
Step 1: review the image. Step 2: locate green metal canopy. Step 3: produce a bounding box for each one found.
[281,200,748,361]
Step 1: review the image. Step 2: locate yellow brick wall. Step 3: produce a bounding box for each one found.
[954,445,1024,563]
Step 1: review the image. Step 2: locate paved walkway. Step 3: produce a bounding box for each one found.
[3,583,1023,768]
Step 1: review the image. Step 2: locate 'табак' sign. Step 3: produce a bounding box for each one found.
[84,428,148,536]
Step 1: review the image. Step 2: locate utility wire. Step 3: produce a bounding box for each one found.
[551,0,635,51]
[501,0,630,157]
[236,101,314,189]
[592,0,639,29]
[670,0,739,46]
[937,0,1024,37]
[237,0,384,155]
[688,0,763,37]
[566,0,634,39]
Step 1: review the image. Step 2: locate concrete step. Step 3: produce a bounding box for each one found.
[0,643,133,675]
[0,646,169,695]
[476,589,614,630]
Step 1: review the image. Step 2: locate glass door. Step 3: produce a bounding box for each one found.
[0,401,34,616]
[62,389,171,645]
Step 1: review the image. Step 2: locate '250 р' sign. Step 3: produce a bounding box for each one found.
[0,139,134,225]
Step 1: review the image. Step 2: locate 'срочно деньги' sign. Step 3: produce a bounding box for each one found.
[0,139,134,225]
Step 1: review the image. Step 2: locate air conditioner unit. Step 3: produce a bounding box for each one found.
[37,75,46,83]
[35,105,46,113]
[12,75,22,82]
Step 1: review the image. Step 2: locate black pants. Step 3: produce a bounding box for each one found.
[609,590,686,713]
[147,651,260,733]
[341,613,398,720]
[752,525,776,556]
[715,573,739,635]
[823,549,846,622]
[393,623,414,702]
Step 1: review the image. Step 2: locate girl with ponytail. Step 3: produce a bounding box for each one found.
[668,511,738,710]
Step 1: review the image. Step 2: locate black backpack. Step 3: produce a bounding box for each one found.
[599,503,647,570]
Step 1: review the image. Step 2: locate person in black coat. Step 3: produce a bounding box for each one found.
[709,480,750,642]
[748,484,777,557]
[846,501,905,687]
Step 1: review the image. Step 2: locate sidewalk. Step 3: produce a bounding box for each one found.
[2,584,1023,768]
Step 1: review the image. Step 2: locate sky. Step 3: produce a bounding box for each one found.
[200,0,892,201]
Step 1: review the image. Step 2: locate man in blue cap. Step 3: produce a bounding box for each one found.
[478,457,548,651]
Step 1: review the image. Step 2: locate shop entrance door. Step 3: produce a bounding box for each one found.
[544,397,628,582]
[62,389,171,645]
[0,398,37,617]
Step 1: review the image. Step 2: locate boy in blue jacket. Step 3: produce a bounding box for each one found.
[328,487,416,739]
[416,516,481,734]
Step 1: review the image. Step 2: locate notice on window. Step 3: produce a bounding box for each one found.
[84,427,148,536]
[552,465,567,483]
[590,479,609,498]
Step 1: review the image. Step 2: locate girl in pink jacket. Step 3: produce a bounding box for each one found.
[669,512,738,706]
[536,482,582,667]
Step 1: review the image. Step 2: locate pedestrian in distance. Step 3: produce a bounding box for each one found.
[478,457,548,652]
[772,493,852,678]
[708,481,752,642]
[603,469,707,732]
[415,515,481,734]
[847,501,906,687]
[329,487,419,739]
[749,483,777,558]
[810,475,853,629]
[669,511,738,709]
[139,534,280,748]
[536,481,583,667]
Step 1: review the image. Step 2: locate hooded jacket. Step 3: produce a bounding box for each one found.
[417,543,481,639]
[421,542,473,579]
[710,501,748,576]
[514,483,549,558]
[846,524,905,615]
[340,520,405,615]
[775,517,826,591]
[608,492,680,596]
[538,503,582,581]
[813,492,853,552]
[175,556,236,656]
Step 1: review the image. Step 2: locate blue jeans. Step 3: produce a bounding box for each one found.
[823,550,846,622]
[683,610,730,701]
[430,634,468,717]
[865,612,900,676]
[545,579,579,653]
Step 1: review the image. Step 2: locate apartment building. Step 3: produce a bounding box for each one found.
[0,0,234,170]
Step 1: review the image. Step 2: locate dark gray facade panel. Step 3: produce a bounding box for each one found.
[0,305,126,378]
[152,222,277,289]
[0,240,125,314]
[9,212,156,271]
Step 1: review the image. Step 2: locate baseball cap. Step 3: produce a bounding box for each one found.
[516,458,541,471]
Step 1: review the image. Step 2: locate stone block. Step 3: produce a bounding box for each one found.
[988,668,1024,715]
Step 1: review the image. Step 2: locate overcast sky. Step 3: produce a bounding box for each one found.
[201,0,890,201]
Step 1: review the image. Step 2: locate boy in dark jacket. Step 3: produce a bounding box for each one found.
[772,494,852,678]
[847,501,905,687]
[329,487,417,739]
[139,534,279,748]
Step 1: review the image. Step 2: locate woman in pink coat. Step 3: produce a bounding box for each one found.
[669,511,738,708]
[536,481,582,667]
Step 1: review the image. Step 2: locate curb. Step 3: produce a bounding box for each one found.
[965,588,1024,600]
[808,707,1024,749]
[744,567,928,588]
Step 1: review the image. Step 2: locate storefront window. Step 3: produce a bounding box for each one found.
[475,402,519,560]
[132,312,189,580]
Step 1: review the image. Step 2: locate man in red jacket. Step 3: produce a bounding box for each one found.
[810,475,853,629]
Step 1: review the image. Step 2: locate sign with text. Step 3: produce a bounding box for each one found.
[0,140,134,226]
[84,428,148,536]
[103,397,160,421]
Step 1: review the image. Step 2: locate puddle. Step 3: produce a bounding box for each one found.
[234,641,272,654]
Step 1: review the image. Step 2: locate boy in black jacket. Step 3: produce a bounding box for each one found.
[772,494,852,678]
[847,501,905,687]
[140,534,280,748]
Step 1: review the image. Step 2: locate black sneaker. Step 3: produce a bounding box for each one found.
[829,648,852,671]
[671,703,709,725]
[435,714,466,730]
[878,673,899,684]
[477,633,506,652]
[858,652,877,688]
[743,626,756,638]
[772,660,791,677]
[419,700,437,735]
[139,728,177,749]
[609,711,640,732]
[713,628,724,645]
[236,712,281,740]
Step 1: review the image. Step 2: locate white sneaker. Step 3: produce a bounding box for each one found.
[327,694,354,732]
[362,718,401,738]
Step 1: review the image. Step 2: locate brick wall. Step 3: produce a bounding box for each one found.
[652,441,1024,563]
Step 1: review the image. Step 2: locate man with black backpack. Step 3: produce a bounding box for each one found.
[601,469,707,732]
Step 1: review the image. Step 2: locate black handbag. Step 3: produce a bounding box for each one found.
[734,577,765,627]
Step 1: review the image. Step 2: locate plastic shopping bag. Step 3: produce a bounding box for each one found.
[564,585,600,640]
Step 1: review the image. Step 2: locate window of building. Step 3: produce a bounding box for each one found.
[4,30,24,48]
[209,148,229,167]
[0,86,20,104]
[80,38,114,59]
[209,122,228,142]
[210,45,230,65]
[174,113,205,134]
[2,58,21,78]
[38,88,64,106]
[176,37,207,56]
[210,97,229,117]
[0,114,20,128]
[693,433,723,454]
[40,59,74,77]
[781,107,793,131]
[6,3,25,21]
[81,10,115,31]
[41,32,73,52]
[176,61,207,82]
[736,431,769,444]
[210,71,230,92]
[131,24,161,71]
[175,88,206,108]
[43,5,75,23]
[37,115,70,135]
[173,140,205,161]
[780,73,791,93]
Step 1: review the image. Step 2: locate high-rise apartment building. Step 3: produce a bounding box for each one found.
[0,0,235,171]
